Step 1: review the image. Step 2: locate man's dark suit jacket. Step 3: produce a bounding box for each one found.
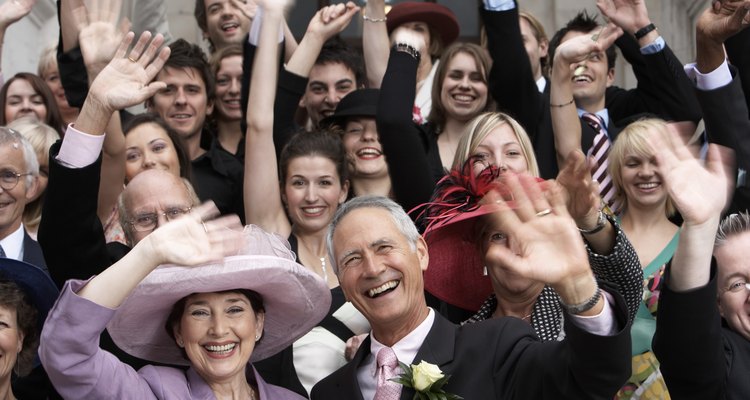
[482,6,702,179]
[694,69,750,213]
[312,299,631,400]
[22,229,47,271]
[38,141,146,370]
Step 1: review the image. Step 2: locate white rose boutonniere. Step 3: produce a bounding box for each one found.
[391,361,463,400]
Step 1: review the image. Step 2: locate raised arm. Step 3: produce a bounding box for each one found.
[244,0,294,236]
[38,31,169,286]
[483,174,606,317]
[284,2,360,80]
[377,31,437,214]
[362,0,389,88]
[550,23,621,166]
[598,0,702,124]
[39,203,241,400]
[273,2,359,156]
[0,0,35,82]
[650,126,734,399]
[481,2,543,140]
[66,0,131,223]
[557,150,643,323]
[78,203,242,307]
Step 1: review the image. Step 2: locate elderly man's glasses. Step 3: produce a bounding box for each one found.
[127,206,193,232]
[721,281,750,295]
[0,170,32,191]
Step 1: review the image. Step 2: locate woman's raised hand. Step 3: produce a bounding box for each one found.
[87,31,170,114]
[142,202,244,267]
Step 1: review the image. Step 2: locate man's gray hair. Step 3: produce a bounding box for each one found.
[326,195,421,274]
[0,127,39,187]
[716,211,750,248]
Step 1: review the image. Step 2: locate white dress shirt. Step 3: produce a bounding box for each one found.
[0,224,25,260]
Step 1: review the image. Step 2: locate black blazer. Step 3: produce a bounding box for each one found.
[694,70,750,214]
[22,229,47,272]
[312,301,631,400]
[38,141,147,370]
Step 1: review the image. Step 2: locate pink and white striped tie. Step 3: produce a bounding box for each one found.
[582,113,619,213]
[374,347,402,400]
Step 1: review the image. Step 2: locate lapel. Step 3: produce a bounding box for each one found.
[331,334,371,400]
[21,229,48,272]
[399,315,457,400]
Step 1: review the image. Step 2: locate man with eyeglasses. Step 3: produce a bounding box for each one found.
[118,169,199,245]
[0,127,46,271]
[651,3,750,398]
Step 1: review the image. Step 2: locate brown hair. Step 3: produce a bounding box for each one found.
[0,280,39,377]
[0,73,65,136]
[427,43,493,131]
[165,289,265,359]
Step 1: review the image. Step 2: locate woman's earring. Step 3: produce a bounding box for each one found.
[482,266,488,276]
[177,339,184,347]
[255,334,261,341]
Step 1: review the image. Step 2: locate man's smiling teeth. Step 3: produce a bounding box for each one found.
[367,280,399,298]
[205,343,236,353]
[573,75,592,83]
[172,114,192,119]
[222,22,239,31]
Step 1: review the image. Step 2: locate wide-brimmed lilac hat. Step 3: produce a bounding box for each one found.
[107,225,331,366]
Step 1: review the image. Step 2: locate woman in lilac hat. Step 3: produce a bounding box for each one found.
[39,200,331,400]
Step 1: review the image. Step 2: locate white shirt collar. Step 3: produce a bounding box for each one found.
[536,76,547,93]
[0,225,25,260]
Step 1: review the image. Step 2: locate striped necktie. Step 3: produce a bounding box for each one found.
[582,113,619,213]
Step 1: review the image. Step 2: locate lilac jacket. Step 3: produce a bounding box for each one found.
[39,280,305,400]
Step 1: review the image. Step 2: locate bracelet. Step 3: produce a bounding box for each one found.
[634,23,657,40]
[551,98,574,108]
[362,11,387,23]
[561,281,602,315]
[578,209,606,235]
[392,43,421,63]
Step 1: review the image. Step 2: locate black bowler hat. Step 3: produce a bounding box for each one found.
[321,89,380,128]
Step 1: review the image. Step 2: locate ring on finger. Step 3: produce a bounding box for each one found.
[536,208,552,217]
[127,56,138,63]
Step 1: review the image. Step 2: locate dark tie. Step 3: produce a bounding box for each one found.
[582,113,619,213]
[0,244,6,258]
[374,347,402,400]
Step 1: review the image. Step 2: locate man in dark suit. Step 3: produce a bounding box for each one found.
[0,127,46,272]
[312,190,631,399]
[650,5,750,398]
[483,0,701,179]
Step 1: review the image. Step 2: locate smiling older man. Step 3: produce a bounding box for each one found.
[312,186,631,399]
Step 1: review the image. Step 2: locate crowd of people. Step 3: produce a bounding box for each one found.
[1,0,749,398]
